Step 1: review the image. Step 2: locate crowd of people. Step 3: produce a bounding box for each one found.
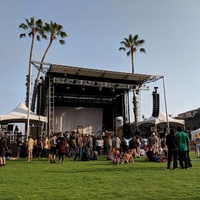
[0,126,194,170]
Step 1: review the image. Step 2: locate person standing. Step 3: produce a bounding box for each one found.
[50,134,57,163]
[0,133,7,166]
[43,136,49,158]
[176,126,190,169]
[193,133,200,158]
[166,128,179,170]
[17,137,23,158]
[27,135,34,162]
[95,137,101,156]
[58,137,66,163]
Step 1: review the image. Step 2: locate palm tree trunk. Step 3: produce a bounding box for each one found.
[31,39,53,112]
[131,49,134,74]
[26,35,35,107]
[131,50,137,131]
[26,34,35,137]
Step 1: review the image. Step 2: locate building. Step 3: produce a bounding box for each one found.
[178,109,198,118]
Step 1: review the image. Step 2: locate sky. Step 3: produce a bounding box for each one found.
[1,0,200,125]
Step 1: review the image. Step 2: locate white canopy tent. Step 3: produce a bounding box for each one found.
[0,102,47,123]
[191,128,200,141]
[138,110,185,127]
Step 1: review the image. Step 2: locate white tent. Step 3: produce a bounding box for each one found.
[191,128,200,141]
[0,102,47,123]
[138,110,185,127]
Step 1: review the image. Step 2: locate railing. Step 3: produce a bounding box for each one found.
[6,131,26,143]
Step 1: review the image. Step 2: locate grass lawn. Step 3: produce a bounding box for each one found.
[0,151,199,200]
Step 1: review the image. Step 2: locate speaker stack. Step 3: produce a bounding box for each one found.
[152,87,159,117]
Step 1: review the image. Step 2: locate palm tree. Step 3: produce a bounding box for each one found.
[31,21,68,112]
[19,17,46,107]
[119,34,146,132]
[119,34,146,74]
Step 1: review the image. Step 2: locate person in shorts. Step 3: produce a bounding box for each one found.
[50,134,57,163]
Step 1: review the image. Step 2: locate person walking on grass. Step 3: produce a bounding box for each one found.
[176,126,190,169]
[166,128,179,170]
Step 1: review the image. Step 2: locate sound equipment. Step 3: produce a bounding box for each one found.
[152,93,159,117]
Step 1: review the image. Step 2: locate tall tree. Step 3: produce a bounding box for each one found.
[19,17,46,107]
[119,34,146,132]
[119,34,146,74]
[31,21,68,112]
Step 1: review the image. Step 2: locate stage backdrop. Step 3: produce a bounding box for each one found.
[54,107,103,134]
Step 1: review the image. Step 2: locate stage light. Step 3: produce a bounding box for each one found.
[66,85,70,90]
[82,87,85,91]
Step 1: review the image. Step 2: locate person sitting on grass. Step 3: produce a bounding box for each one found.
[146,146,161,162]
[113,148,125,165]
[124,150,134,164]
[107,147,115,160]
[5,149,18,161]
[81,147,90,161]
[90,150,98,160]
[160,150,167,163]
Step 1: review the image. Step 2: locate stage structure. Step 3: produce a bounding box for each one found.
[32,61,163,135]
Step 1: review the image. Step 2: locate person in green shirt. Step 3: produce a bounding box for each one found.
[176,126,190,169]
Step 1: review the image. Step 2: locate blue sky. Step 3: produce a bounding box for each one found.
[1,0,200,123]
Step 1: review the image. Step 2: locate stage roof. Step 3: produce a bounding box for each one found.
[48,64,163,85]
[32,61,164,107]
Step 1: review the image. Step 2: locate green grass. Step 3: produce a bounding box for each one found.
[0,151,199,200]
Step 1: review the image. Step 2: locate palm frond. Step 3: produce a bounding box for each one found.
[139,39,145,44]
[140,48,146,53]
[42,34,48,40]
[119,47,126,51]
[59,40,65,45]
[127,51,131,56]
[120,41,126,45]
[19,23,28,30]
[60,31,68,38]
[36,35,41,41]
[36,19,43,27]
[133,47,137,53]
[19,33,26,38]
[133,34,139,41]
[28,32,33,38]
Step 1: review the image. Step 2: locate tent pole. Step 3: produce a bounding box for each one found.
[162,76,169,132]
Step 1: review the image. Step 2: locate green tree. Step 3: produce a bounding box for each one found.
[19,17,46,107]
[119,34,146,131]
[119,34,146,74]
[31,21,68,112]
